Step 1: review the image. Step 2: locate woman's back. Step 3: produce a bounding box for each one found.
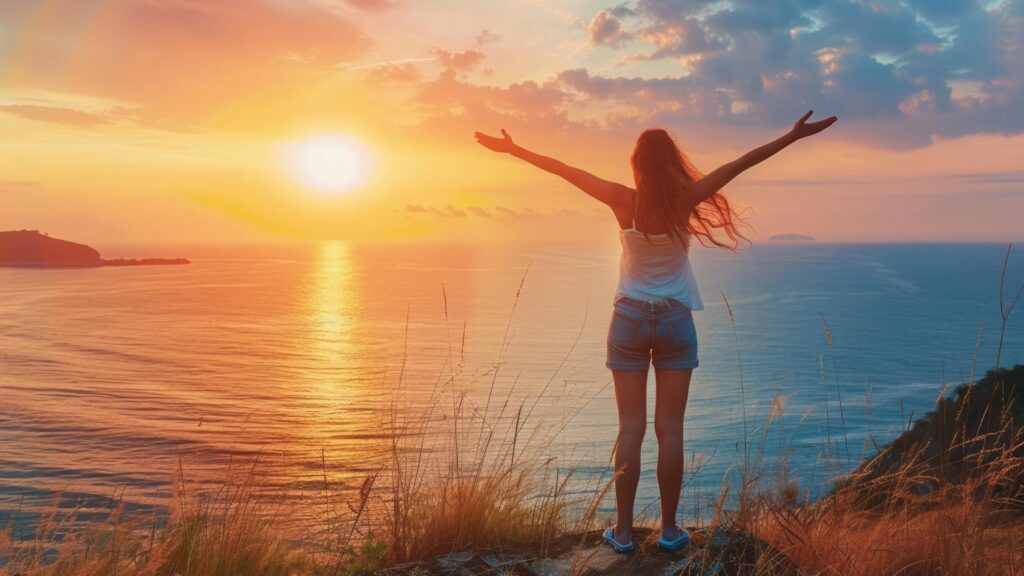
[616,210,704,310]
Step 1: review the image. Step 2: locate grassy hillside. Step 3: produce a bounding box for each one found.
[4,368,1022,575]
[744,366,1024,575]
[845,365,1024,505]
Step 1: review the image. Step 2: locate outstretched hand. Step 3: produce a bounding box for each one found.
[474,129,517,153]
[790,110,837,140]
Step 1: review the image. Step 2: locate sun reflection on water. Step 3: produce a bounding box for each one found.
[309,241,356,352]
[300,242,369,423]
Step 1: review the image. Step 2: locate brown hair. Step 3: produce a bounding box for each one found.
[630,128,749,250]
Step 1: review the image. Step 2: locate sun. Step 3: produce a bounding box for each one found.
[281,134,373,195]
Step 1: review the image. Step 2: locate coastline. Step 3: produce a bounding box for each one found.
[0,259,190,268]
[0,230,189,268]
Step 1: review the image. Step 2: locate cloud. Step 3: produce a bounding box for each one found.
[557,68,700,102]
[588,10,631,47]
[950,171,1024,185]
[343,0,396,11]
[439,205,467,218]
[747,177,876,187]
[0,0,374,126]
[0,105,111,127]
[0,179,37,195]
[413,67,577,138]
[366,63,422,84]
[495,206,538,219]
[406,204,467,218]
[905,0,978,21]
[403,204,561,220]
[343,57,435,72]
[635,16,720,59]
[475,29,503,46]
[2,0,1017,152]
[550,0,1024,148]
[431,48,486,71]
[749,169,1024,187]
[608,4,637,18]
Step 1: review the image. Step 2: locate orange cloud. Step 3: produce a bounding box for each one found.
[431,48,486,71]
[367,63,422,84]
[0,104,110,127]
[474,29,503,47]
[343,0,395,11]
[1,0,373,126]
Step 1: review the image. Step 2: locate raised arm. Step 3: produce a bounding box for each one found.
[474,129,630,208]
[686,110,837,204]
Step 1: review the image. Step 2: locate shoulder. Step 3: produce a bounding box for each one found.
[610,187,636,227]
[601,181,634,203]
[615,185,636,202]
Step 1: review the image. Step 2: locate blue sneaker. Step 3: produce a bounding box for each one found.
[657,526,692,552]
[602,527,635,553]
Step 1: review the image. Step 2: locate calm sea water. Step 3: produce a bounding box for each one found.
[2,241,1022,535]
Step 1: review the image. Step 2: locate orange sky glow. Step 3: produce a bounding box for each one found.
[1,0,1021,247]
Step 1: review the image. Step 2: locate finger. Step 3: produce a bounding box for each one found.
[798,110,813,124]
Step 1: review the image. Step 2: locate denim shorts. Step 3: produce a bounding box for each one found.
[606,296,699,371]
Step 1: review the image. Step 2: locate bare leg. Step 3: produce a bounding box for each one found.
[611,369,647,544]
[654,368,693,538]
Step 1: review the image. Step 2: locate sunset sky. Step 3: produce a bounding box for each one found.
[1,0,1021,246]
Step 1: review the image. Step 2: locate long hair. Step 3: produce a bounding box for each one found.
[630,128,749,251]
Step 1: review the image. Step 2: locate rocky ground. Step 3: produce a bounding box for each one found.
[375,526,790,576]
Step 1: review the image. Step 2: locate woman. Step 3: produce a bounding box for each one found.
[474,111,837,552]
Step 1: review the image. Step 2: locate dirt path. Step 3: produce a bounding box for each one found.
[376,526,791,575]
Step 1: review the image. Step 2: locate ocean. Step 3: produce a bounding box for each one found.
[2,240,1022,535]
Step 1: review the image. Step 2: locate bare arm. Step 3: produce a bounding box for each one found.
[687,110,838,204]
[474,129,630,208]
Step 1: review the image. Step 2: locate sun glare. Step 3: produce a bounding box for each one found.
[281,134,372,195]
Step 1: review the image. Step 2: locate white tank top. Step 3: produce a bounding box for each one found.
[615,215,704,310]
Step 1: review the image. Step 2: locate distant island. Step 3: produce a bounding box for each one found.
[0,230,189,267]
[768,233,815,242]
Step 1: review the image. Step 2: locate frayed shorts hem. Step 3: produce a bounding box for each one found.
[605,360,699,371]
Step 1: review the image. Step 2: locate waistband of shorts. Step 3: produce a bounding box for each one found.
[614,295,689,314]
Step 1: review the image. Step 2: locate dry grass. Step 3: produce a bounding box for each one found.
[1,266,592,575]
[3,246,1023,575]
[723,244,1024,575]
[743,459,1024,575]
[0,469,306,576]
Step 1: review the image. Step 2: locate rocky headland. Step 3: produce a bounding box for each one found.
[0,230,189,267]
